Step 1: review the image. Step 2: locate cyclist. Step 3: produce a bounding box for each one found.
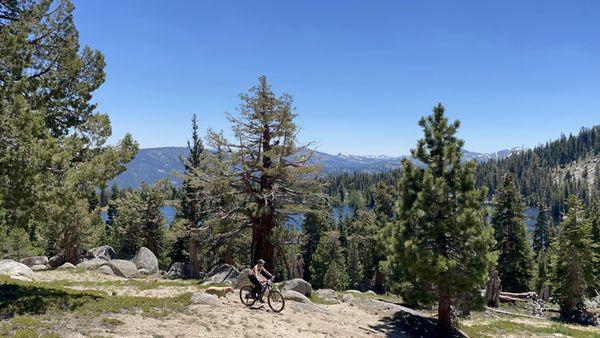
[249,259,273,302]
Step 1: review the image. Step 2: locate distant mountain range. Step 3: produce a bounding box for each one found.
[110,147,525,188]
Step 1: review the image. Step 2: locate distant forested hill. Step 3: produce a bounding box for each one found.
[476,125,600,216]
[111,147,518,188]
[327,126,600,215]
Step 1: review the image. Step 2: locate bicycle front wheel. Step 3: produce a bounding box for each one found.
[240,286,256,307]
[267,290,285,313]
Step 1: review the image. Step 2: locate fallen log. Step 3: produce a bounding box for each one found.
[500,291,537,299]
[500,295,530,303]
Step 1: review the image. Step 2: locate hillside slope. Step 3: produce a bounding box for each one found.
[111,147,521,188]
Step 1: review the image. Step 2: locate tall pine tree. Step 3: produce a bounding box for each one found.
[388,104,496,333]
[551,195,597,321]
[491,174,534,292]
[179,114,207,278]
[533,202,551,256]
[203,76,323,271]
[310,230,349,291]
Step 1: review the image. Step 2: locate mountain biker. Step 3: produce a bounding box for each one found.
[249,259,273,302]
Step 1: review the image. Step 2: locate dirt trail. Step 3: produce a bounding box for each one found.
[89,300,391,338]
[32,270,409,337]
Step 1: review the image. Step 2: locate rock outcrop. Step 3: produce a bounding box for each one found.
[235,268,252,288]
[76,258,108,270]
[20,256,48,267]
[57,262,76,270]
[0,259,35,281]
[191,292,219,306]
[90,245,117,261]
[283,290,311,303]
[167,262,197,280]
[315,289,339,303]
[203,264,239,285]
[280,278,312,296]
[132,247,159,275]
[107,260,138,278]
[31,264,49,271]
[48,254,65,268]
[97,265,115,276]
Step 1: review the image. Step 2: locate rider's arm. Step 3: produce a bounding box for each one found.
[261,266,273,278]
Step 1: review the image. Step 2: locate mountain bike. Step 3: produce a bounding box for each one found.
[240,276,285,313]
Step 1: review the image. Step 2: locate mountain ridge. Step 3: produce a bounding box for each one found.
[110,147,524,188]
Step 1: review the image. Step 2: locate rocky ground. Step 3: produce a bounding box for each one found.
[2,260,600,337]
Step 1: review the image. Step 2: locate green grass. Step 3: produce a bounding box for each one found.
[30,277,211,291]
[463,319,600,338]
[0,276,192,336]
[100,317,125,326]
[308,294,339,305]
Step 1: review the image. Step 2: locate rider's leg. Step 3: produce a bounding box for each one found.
[249,275,261,297]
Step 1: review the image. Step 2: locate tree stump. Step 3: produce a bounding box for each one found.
[486,269,501,307]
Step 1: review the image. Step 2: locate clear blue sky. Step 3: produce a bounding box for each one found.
[73,0,599,156]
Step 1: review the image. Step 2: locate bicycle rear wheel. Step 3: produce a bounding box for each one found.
[240,286,256,306]
[267,290,285,313]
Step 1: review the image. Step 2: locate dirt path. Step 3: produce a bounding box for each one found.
[87,301,390,338]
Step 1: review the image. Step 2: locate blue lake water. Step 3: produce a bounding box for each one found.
[103,205,546,232]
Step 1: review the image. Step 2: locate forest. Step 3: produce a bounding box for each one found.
[1,0,599,336]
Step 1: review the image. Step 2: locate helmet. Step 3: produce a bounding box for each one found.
[257,259,266,265]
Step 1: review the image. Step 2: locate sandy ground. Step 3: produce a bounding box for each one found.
[31,270,405,337]
[85,301,391,338]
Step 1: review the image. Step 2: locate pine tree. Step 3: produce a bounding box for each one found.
[301,212,330,281]
[0,0,138,258]
[203,76,323,271]
[99,186,109,208]
[179,114,207,278]
[388,104,496,333]
[112,180,169,257]
[346,239,364,289]
[533,203,551,256]
[310,230,349,290]
[535,248,550,292]
[551,195,597,321]
[492,174,534,292]
[588,201,600,285]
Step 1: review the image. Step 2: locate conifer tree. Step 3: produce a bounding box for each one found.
[112,180,169,257]
[551,195,597,321]
[492,174,534,292]
[388,104,496,333]
[202,76,322,271]
[588,201,600,284]
[179,114,207,278]
[0,0,137,256]
[310,230,349,290]
[346,239,364,289]
[533,203,551,256]
[535,248,550,292]
[301,212,330,281]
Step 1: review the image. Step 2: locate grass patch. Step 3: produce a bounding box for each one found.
[308,294,339,305]
[100,317,124,326]
[463,319,600,338]
[0,276,192,336]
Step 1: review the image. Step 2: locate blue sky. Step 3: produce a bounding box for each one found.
[73,0,599,156]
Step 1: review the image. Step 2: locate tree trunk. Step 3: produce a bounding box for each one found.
[277,245,292,280]
[374,269,386,294]
[251,221,275,272]
[189,237,200,279]
[486,269,501,307]
[438,277,452,334]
